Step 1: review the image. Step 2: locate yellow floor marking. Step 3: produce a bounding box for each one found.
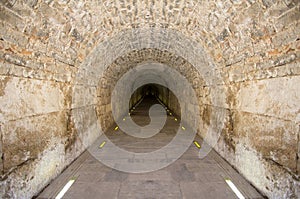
[99,141,106,148]
[193,141,201,148]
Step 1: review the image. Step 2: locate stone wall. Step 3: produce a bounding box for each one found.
[0,0,299,198]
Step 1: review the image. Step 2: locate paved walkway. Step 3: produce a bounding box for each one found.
[38,96,263,199]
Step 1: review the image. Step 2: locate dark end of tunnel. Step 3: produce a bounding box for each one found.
[128,83,181,120]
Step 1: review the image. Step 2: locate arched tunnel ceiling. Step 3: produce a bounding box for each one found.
[72,28,227,123]
[75,27,219,86]
[99,48,206,94]
[2,0,297,71]
[71,29,225,139]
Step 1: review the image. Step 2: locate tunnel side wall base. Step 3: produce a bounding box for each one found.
[200,76,300,198]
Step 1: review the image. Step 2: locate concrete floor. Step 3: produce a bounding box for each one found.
[38,96,263,199]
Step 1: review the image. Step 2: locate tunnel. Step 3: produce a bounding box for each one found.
[0,0,299,199]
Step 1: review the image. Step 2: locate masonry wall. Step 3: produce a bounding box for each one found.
[0,0,299,198]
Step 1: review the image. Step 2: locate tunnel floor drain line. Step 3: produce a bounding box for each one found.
[55,178,76,199]
[225,179,245,199]
[193,141,201,148]
[99,141,106,148]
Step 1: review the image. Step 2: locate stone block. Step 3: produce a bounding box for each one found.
[274,5,300,31]
[0,76,65,122]
[235,76,300,122]
[0,24,28,47]
[234,111,298,173]
[2,111,67,172]
[0,5,24,31]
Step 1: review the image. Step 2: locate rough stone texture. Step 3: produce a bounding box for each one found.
[0,0,299,198]
[235,111,298,171]
[2,111,66,171]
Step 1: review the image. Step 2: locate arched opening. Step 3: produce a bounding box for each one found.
[95,48,209,135]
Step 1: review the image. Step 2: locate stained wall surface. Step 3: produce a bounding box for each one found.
[0,0,299,198]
